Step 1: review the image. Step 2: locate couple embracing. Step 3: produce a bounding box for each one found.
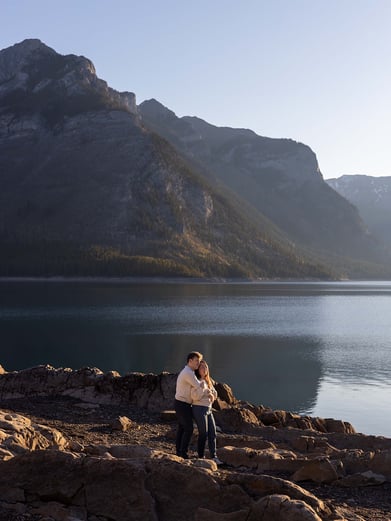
[174,351,222,464]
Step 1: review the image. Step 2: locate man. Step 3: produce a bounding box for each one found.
[174,351,213,459]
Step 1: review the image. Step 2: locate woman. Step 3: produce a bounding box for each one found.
[191,360,222,464]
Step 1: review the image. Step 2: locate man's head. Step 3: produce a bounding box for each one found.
[186,351,203,371]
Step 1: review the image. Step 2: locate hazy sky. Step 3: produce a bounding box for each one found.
[2,0,391,179]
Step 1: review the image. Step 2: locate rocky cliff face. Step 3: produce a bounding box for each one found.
[0,39,137,118]
[0,39,333,279]
[327,175,391,249]
[139,99,388,268]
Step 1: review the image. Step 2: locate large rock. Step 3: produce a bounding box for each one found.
[226,473,328,516]
[0,366,239,413]
[290,435,340,455]
[248,494,323,521]
[0,447,333,521]
[257,408,356,435]
[219,445,304,473]
[0,410,68,460]
[0,366,179,412]
[370,449,391,478]
[214,407,261,434]
[292,458,339,484]
[335,470,386,488]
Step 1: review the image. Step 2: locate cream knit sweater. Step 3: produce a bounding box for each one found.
[191,379,218,407]
[175,365,209,404]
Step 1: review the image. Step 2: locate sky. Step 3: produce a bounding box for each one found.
[2,0,391,179]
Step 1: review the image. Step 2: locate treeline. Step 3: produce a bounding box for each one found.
[0,242,199,278]
[0,239,336,280]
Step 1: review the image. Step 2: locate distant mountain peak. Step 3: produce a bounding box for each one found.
[2,38,55,55]
[0,39,137,120]
[0,38,57,83]
[139,98,177,121]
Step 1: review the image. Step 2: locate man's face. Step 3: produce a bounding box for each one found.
[188,357,201,371]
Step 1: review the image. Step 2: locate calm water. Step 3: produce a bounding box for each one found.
[1,279,391,437]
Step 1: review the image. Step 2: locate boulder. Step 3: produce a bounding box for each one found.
[213,382,236,405]
[292,458,339,484]
[256,408,356,435]
[370,449,391,478]
[248,494,323,521]
[84,444,153,459]
[218,445,303,473]
[213,407,260,434]
[324,418,356,434]
[335,470,386,487]
[227,473,328,516]
[217,435,275,450]
[339,448,374,475]
[291,436,340,455]
[0,366,237,413]
[259,410,286,426]
[0,447,333,521]
[0,410,68,459]
[30,501,87,521]
[110,416,134,432]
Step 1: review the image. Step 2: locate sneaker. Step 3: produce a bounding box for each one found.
[212,457,223,465]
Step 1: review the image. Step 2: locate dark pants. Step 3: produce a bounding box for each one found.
[174,399,193,458]
[192,405,217,459]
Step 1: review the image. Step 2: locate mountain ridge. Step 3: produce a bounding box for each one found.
[1,39,391,278]
[327,174,391,250]
[139,98,389,268]
[0,39,335,279]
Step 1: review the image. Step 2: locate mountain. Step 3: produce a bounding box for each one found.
[139,100,388,272]
[0,39,331,279]
[327,175,391,249]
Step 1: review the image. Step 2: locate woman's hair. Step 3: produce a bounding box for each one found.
[196,360,213,389]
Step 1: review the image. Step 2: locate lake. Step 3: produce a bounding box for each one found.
[1,279,391,437]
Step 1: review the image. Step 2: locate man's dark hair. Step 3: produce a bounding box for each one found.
[187,351,202,363]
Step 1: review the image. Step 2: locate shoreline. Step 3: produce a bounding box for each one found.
[0,275,328,283]
[2,275,391,284]
[1,367,391,520]
[0,363,390,441]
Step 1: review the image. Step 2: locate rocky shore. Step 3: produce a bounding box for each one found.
[0,365,391,520]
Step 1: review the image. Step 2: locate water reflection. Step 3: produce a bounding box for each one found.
[2,280,391,435]
[123,334,323,413]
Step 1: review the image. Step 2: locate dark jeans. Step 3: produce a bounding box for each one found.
[192,405,217,459]
[174,399,193,458]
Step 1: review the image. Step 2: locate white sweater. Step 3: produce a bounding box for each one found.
[175,365,209,404]
[191,379,218,407]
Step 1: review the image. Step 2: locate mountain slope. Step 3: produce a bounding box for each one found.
[327,175,391,249]
[139,99,387,269]
[0,39,331,279]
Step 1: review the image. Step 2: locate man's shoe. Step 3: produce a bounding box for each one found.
[212,457,223,465]
[176,452,189,459]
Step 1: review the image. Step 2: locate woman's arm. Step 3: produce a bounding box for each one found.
[190,377,209,402]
